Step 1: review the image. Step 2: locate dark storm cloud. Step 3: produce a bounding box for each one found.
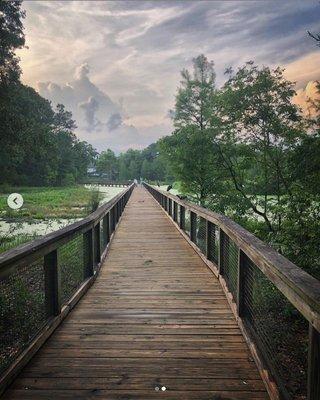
[107,113,123,131]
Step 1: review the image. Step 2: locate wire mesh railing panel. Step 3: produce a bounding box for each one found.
[221,231,239,301]
[196,216,206,254]
[58,234,84,304]
[207,222,219,264]
[243,256,308,399]
[176,204,180,226]
[0,258,46,375]
[184,209,191,237]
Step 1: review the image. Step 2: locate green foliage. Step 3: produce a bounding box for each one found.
[94,143,171,183]
[0,0,25,85]
[96,149,118,180]
[0,2,97,187]
[86,189,102,213]
[160,54,320,281]
[160,55,220,205]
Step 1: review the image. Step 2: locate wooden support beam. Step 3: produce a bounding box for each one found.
[237,249,246,317]
[308,324,320,400]
[180,205,185,230]
[94,222,101,265]
[190,211,197,243]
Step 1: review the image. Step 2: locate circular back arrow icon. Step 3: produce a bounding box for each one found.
[7,193,24,210]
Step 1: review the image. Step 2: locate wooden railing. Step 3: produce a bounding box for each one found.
[0,183,134,394]
[144,182,320,400]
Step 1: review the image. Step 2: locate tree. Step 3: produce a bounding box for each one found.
[96,149,118,180]
[216,62,302,232]
[0,0,25,86]
[160,55,220,205]
[174,54,216,131]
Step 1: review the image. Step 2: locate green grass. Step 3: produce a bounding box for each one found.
[0,235,37,254]
[0,185,98,219]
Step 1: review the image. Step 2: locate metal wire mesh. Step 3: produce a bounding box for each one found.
[176,204,180,226]
[207,222,219,264]
[196,216,206,254]
[220,231,239,301]
[168,199,172,217]
[242,255,308,399]
[100,214,110,254]
[58,234,84,304]
[0,258,46,375]
[184,209,191,237]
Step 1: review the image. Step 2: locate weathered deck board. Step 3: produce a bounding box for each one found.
[3,187,269,399]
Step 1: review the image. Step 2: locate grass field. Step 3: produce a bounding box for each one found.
[0,185,125,254]
[0,186,99,219]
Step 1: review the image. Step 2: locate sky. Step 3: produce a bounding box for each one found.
[18,0,320,153]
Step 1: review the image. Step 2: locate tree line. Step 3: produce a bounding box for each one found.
[95,143,171,182]
[158,55,320,280]
[0,1,97,186]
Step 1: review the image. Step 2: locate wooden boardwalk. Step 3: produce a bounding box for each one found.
[4,187,268,399]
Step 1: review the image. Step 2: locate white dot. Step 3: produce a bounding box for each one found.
[161,386,166,391]
[155,386,160,391]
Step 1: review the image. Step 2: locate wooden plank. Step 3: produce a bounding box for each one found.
[3,187,268,399]
[307,324,320,400]
[3,389,269,399]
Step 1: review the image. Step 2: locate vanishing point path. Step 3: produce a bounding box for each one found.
[3,187,268,399]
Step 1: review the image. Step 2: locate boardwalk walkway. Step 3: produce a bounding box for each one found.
[4,187,268,399]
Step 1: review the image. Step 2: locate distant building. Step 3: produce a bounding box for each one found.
[87,166,99,177]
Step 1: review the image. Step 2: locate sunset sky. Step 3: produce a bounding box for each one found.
[18,0,320,153]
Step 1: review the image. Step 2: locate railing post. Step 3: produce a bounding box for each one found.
[94,222,101,265]
[111,206,116,232]
[307,324,320,400]
[168,199,172,216]
[190,211,197,243]
[116,202,119,223]
[180,205,185,230]
[237,249,245,317]
[44,249,61,317]
[218,228,225,275]
[84,228,94,278]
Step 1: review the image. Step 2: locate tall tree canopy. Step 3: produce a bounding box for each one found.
[0,0,25,85]
[160,55,221,205]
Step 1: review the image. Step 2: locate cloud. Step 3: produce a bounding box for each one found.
[79,96,99,131]
[293,81,320,115]
[75,63,90,80]
[284,52,320,88]
[107,113,123,131]
[18,0,320,152]
[37,63,168,153]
